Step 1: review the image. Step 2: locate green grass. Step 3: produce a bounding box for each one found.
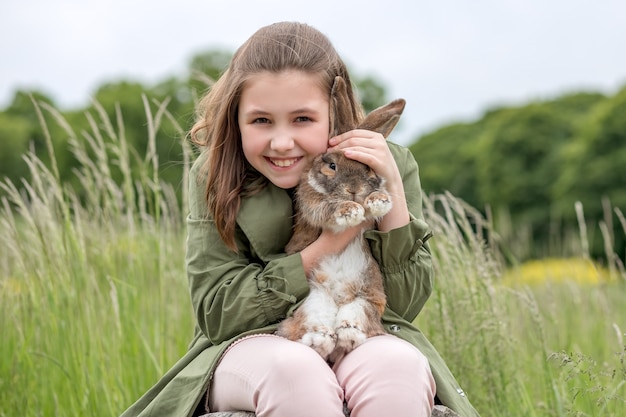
[418,194,626,416]
[1,101,624,416]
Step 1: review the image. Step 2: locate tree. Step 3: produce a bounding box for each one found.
[187,50,232,98]
[554,87,626,259]
[354,75,387,113]
[476,105,573,223]
[0,90,67,187]
[0,113,30,185]
[409,121,483,209]
[407,90,618,261]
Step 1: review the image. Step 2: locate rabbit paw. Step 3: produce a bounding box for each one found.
[334,203,365,229]
[301,326,337,359]
[335,321,367,353]
[365,192,392,217]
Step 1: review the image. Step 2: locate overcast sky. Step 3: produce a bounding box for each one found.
[2,0,625,145]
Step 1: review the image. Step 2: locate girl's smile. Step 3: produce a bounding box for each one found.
[267,156,302,168]
[238,70,330,189]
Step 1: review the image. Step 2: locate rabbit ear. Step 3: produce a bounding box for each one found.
[330,75,406,138]
[358,98,406,138]
[329,76,358,137]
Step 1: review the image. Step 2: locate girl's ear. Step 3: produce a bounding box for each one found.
[329,75,406,139]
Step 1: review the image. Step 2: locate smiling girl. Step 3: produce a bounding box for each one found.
[120,22,480,417]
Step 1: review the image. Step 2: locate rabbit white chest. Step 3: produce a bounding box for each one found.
[317,238,368,290]
[301,238,377,359]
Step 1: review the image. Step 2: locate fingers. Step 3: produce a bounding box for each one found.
[328,129,387,165]
[328,129,385,149]
[328,129,395,179]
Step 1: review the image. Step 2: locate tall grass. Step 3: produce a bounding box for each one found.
[419,193,626,416]
[0,98,193,416]
[1,101,624,416]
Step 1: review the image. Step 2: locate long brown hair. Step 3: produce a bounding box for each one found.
[190,22,363,251]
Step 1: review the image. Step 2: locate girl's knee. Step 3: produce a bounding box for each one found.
[211,336,344,415]
[256,341,345,415]
[337,335,434,384]
[336,336,436,414]
[377,337,431,374]
[364,334,424,356]
[263,341,334,382]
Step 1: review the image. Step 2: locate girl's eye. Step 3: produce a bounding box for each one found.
[295,116,311,123]
[252,117,270,124]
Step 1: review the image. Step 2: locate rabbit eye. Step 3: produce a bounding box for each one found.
[329,162,336,171]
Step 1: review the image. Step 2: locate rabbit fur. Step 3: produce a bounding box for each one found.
[276,77,406,362]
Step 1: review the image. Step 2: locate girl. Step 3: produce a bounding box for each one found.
[120,22,480,417]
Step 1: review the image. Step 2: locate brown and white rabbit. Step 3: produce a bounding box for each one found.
[277,76,406,362]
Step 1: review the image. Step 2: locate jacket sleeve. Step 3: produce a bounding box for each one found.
[364,144,434,323]
[186,157,310,345]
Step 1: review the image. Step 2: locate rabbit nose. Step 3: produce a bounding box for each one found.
[344,187,357,201]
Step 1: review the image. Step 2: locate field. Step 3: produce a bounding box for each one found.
[1,104,624,416]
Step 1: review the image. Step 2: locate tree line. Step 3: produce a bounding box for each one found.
[410,87,626,263]
[1,49,624,263]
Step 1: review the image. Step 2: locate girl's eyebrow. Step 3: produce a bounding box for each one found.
[290,107,320,115]
[242,109,270,117]
[243,107,320,116]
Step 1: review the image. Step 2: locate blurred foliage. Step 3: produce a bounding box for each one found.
[355,75,388,112]
[1,48,624,263]
[411,90,625,262]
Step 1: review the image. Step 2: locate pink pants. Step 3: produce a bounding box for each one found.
[208,334,436,417]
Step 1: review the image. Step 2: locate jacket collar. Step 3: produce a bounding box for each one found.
[237,184,294,260]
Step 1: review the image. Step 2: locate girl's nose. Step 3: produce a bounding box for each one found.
[270,130,294,152]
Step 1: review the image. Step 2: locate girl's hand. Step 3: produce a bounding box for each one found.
[328,129,410,232]
[329,129,398,187]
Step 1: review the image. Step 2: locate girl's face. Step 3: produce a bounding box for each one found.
[238,70,330,189]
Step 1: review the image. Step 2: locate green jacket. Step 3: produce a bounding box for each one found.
[120,142,480,417]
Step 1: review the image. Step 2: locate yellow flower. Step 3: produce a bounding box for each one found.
[503,258,611,285]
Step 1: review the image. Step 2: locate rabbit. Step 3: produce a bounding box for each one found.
[277,76,406,362]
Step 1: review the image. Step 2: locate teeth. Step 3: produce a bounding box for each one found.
[271,158,298,167]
